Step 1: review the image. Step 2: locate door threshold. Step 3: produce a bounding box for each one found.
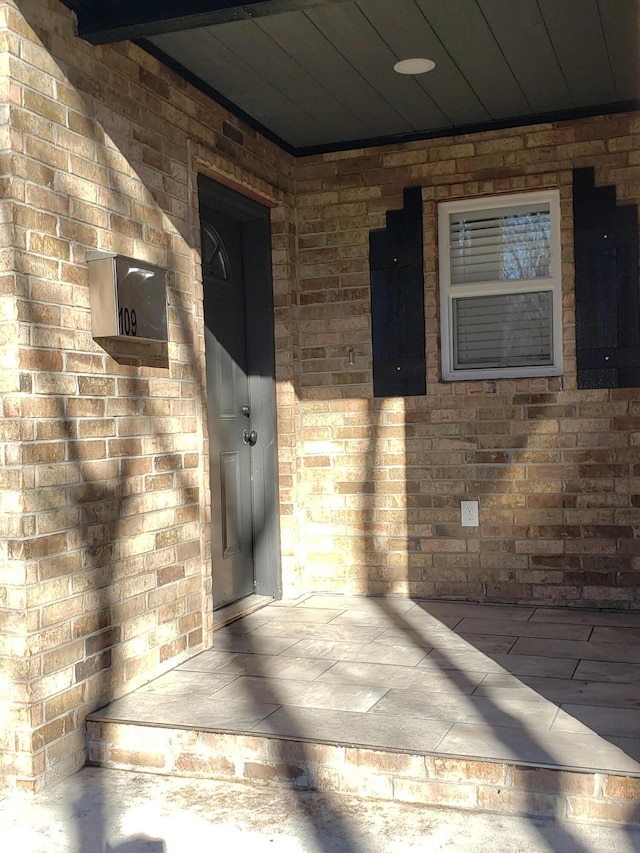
[213,594,273,631]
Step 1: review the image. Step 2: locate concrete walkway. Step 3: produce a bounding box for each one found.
[1,766,638,852]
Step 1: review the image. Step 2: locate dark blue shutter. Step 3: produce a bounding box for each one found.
[369,187,426,397]
[573,168,640,389]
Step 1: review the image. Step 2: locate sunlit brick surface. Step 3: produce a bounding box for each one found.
[0,0,295,794]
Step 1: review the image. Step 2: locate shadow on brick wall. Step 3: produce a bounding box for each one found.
[9,0,218,797]
[361,398,640,840]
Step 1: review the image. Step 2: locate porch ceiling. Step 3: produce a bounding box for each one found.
[61,0,640,155]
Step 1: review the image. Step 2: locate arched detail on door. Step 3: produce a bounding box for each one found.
[202,222,231,282]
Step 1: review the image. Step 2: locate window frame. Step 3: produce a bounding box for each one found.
[438,189,563,382]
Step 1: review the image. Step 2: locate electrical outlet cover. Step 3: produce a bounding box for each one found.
[461,500,479,526]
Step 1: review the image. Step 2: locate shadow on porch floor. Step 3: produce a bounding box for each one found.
[88,595,640,826]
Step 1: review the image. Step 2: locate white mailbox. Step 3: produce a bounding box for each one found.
[88,251,168,342]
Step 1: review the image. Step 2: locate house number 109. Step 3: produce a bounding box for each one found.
[118,306,137,336]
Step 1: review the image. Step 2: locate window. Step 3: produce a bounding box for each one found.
[438,190,563,381]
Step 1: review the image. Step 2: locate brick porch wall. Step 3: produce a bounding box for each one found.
[293,116,640,606]
[0,0,297,792]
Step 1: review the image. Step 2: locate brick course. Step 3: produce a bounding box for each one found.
[86,720,640,827]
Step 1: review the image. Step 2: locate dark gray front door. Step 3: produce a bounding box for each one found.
[198,175,282,610]
[201,205,255,608]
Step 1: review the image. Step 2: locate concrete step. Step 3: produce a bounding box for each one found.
[86,717,640,826]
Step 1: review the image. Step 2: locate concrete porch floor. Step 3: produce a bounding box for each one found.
[87,595,640,824]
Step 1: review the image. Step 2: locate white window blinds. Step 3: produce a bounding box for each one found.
[453,291,553,368]
[449,202,551,285]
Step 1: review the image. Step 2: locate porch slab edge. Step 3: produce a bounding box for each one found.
[86,720,640,827]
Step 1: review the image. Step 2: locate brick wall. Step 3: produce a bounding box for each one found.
[0,0,296,792]
[1,0,640,798]
[294,116,640,606]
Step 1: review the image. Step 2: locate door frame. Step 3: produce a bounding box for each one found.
[198,174,282,603]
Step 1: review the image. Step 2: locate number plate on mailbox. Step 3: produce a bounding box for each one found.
[115,257,167,341]
[88,252,168,343]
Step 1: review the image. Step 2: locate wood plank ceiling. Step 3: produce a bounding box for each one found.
[62,0,640,155]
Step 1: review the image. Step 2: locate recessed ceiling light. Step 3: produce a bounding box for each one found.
[393,58,436,75]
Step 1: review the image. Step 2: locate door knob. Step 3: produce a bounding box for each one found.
[242,428,258,446]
